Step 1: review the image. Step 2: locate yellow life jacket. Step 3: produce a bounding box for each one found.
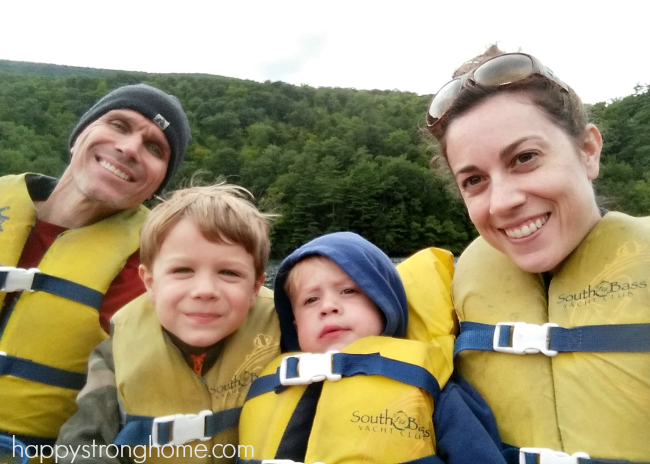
[0,173,147,445]
[239,247,456,463]
[453,212,650,461]
[112,286,281,464]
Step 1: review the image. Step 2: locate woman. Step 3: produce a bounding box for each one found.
[426,45,650,463]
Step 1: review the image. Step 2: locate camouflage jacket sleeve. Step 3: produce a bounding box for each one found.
[56,337,130,464]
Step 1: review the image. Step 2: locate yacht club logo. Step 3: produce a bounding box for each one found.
[350,409,431,440]
[0,206,9,232]
[209,370,258,398]
[557,280,647,308]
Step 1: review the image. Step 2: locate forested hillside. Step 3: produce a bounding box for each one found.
[1,60,648,257]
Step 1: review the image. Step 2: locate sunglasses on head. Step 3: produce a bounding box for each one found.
[426,52,569,135]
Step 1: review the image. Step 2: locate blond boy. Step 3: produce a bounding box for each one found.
[55,185,280,464]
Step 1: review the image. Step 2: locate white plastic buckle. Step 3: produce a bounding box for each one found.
[519,447,590,464]
[0,266,41,293]
[279,351,342,386]
[494,322,559,356]
[151,410,211,446]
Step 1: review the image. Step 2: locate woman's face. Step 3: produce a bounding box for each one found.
[445,92,602,273]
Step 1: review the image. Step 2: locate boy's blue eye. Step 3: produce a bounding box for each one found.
[341,288,358,295]
[172,267,192,274]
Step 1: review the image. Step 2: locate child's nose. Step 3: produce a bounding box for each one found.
[320,296,341,316]
[192,273,219,298]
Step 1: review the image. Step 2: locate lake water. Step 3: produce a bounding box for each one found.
[264,257,406,288]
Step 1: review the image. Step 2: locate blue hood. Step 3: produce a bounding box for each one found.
[274,232,408,352]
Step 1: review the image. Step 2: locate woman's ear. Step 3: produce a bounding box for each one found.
[581,124,602,181]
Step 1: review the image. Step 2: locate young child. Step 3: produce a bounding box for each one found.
[55,185,281,464]
[239,231,506,464]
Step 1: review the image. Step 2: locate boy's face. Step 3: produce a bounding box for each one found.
[139,217,264,348]
[290,257,384,353]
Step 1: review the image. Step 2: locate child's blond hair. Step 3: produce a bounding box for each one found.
[140,184,272,278]
[284,255,330,304]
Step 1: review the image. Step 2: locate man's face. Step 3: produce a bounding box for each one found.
[68,109,170,211]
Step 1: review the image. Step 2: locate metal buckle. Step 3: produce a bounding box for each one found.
[279,351,342,386]
[493,322,559,356]
[0,266,41,293]
[519,447,590,464]
[151,410,212,446]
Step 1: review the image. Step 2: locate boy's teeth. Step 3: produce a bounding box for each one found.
[506,216,547,238]
[99,160,131,181]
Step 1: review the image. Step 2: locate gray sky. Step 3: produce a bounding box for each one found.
[1,0,649,104]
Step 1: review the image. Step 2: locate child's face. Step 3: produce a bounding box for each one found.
[139,217,264,348]
[290,257,384,353]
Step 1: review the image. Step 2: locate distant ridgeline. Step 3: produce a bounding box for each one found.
[0,60,123,78]
[1,59,648,257]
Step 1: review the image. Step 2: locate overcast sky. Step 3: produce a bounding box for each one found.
[1,0,649,104]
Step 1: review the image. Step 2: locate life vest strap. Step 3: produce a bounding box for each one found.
[247,352,441,402]
[454,321,650,357]
[0,266,104,310]
[0,351,86,390]
[114,407,242,447]
[516,446,650,464]
[238,455,445,464]
[279,351,342,385]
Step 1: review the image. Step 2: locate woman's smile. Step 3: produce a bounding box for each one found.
[502,214,549,239]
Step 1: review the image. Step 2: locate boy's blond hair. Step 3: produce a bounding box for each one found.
[284,255,330,304]
[139,184,272,278]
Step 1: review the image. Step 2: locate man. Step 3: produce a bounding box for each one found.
[0,84,191,450]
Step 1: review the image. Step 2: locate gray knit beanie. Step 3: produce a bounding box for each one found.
[68,84,191,195]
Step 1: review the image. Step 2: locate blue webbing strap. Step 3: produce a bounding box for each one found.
[0,271,104,310]
[32,273,104,310]
[0,353,86,390]
[246,352,441,402]
[0,269,104,310]
[237,455,444,464]
[246,373,278,400]
[403,456,446,464]
[454,321,650,357]
[114,407,242,446]
[333,352,441,401]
